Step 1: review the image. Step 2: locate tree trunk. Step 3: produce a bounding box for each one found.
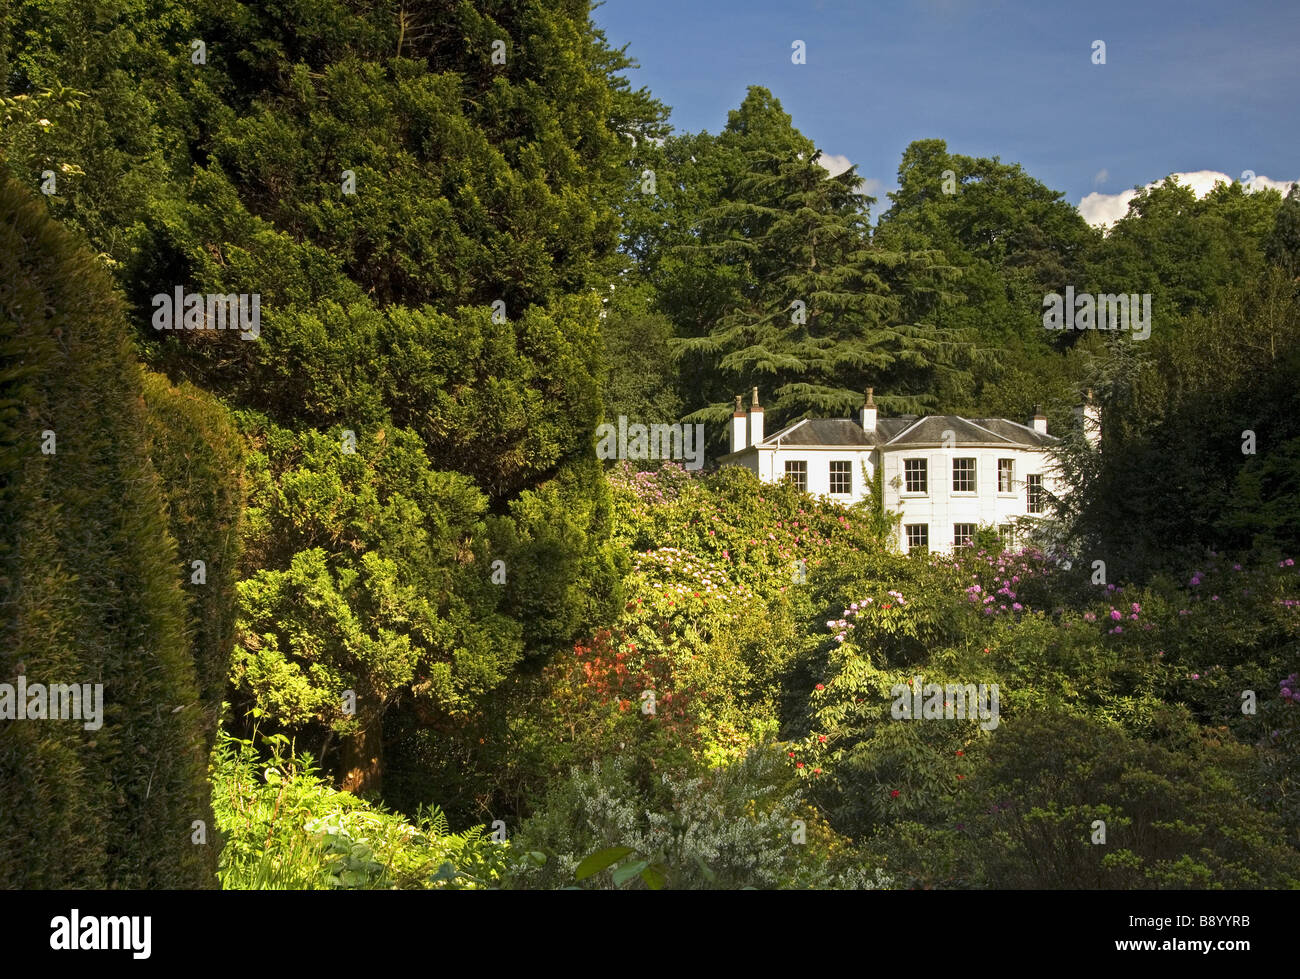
[340,714,383,796]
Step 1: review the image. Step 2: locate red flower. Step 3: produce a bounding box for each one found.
[956,750,964,756]
[796,762,804,769]
[957,775,965,780]
[815,683,825,691]
[890,790,900,798]
[813,768,822,775]
[818,735,827,743]
[788,751,795,757]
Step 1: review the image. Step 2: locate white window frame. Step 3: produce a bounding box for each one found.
[828,459,852,495]
[998,458,1015,495]
[952,457,977,494]
[905,523,929,555]
[1027,474,1045,514]
[903,458,928,495]
[785,459,808,493]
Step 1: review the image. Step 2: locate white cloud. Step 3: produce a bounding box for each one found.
[814,152,891,200]
[859,177,887,198]
[1093,168,1109,188]
[1078,170,1298,229]
[817,152,855,177]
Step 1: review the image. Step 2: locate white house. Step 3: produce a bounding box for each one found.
[718,388,1095,555]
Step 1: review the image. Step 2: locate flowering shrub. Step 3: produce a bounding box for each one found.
[509,463,1300,889]
[608,462,885,603]
[507,750,891,889]
[947,547,1065,618]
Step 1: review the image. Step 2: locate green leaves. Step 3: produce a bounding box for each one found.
[574,846,667,890]
[574,846,634,880]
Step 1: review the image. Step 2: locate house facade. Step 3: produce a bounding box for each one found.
[718,388,1091,555]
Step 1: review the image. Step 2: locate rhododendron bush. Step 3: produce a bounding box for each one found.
[395,462,1300,888]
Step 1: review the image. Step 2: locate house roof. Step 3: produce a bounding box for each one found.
[727,413,1057,455]
[966,418,1057,448]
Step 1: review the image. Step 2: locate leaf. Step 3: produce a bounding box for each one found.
[641,864,668,890]
[575,845,635,880]
[430,862,458,882]
[611,859,649,887]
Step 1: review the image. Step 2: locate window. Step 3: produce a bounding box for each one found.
[1027,474,1045,513]
[952,458,976,493]
[905,524,929,555]
[904,458,928,494]
[998,458,1014,493]
[829,460,852,495]
[784,460,807,492]
[953,524,976,548]
[999,524,1014,547]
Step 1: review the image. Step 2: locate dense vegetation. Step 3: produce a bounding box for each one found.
[1,0,1297,888]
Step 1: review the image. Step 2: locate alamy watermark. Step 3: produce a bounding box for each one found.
[152,287,261,339]
[595,416,705,470]
[50,910,150,959]
[1043,287,1151,341]
[0,676,103,730]
[891,677,1000,731]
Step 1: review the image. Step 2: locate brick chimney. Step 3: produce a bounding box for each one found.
[862,387,877,434]
[730,395,747,453]
[747,387,764,446]
[1031,404,1048,436]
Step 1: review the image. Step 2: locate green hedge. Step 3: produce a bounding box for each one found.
[0,177,224,887]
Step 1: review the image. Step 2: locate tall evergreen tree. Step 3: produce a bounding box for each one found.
[663,89,969,441]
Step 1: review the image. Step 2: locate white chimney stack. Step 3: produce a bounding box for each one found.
[1031,404,1048,436]
[862,387,877,434]
[1073,389,1100,448]
[748,387,764,446]
[730,395,747,453]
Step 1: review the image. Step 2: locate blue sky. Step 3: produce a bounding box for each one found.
[592,0,1300,224]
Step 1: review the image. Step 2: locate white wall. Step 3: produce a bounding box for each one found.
[732,443,1064,554]
[884,446,1063,552]
[752,447,877,501]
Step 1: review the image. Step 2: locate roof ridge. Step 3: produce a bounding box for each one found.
[885,415,928,444]
[960,418,1016,443]
[759,417,810,445]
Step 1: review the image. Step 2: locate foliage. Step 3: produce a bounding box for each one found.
[210,729,509,889]
[0,175,218,887]
[506,749,889,890]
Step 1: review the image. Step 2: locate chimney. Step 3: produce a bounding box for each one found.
[748,387,764,446]
[1073,388,1101,448]
[1031,404,1048,436]
[730,395,747,453]
[862,387,877,434]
